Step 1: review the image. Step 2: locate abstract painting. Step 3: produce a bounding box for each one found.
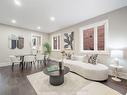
[17,37,24,49]
[8,34,17,49]
[8,34,24,49]
[11,40,17,49]
[64,32,74,50]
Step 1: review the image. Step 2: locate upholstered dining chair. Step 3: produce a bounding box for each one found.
[36,54,45,64]
[9,55,22,71]
[24,55,35,68]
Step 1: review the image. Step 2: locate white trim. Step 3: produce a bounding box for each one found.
[0,62,126,80]
[94,26,97,51]
[51,34,61,51]
[79,20,109,53]
[0,62,16,67]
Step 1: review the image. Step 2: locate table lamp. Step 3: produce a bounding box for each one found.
[110,50,123,82]
[111,50,123,66]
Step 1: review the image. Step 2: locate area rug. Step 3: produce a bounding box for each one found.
[27,72,92,95]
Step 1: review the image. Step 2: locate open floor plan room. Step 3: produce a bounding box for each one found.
[0,0,127,95]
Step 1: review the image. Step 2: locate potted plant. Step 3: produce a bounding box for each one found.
[43,42,51,65]
[43,42,51,59]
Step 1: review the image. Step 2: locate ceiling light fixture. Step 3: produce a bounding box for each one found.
[37,26,41,30]
[14,0,21,6]
[11,19,16,24]
[50,17,55,21]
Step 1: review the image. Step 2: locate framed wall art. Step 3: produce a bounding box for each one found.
[64,32,74,50]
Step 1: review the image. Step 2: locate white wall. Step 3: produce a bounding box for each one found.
[49,6,127,79]
[0,24,49,66]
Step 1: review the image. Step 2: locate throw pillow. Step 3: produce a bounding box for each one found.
[88,54,98,64]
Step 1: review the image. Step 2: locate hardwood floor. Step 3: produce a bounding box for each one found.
[101,77,127,95]
[0,62,127,95]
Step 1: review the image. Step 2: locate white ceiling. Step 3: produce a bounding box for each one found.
[0,0,127,33]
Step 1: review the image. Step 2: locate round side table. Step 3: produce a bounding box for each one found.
[110,64,123,82]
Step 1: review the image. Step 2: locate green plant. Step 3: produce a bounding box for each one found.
[43,42,51,56]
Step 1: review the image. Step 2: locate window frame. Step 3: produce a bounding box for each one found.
[80,20,109,53]
[51,34,61,51]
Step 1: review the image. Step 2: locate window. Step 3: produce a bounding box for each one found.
[31,34,42,54]
[52,34,61,51]
[97,25,105,50]
[80,20,108,52]
[83,28,94,50]
[31,34,42,50]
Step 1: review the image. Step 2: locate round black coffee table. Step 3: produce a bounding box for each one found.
[43,66,70,86]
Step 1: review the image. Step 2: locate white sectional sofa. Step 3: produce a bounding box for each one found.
[64,59,109,81]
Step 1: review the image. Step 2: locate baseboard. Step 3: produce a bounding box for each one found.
[0,62,20,67]
[0,62,11,67]
[0,62,127,80]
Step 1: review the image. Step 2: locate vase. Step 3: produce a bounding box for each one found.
[61,61,64,70]
[59,61,64,70]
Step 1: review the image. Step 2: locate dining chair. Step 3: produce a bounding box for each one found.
[31,49,37,55]
[9,55,22,71]
[24,55,35,69]
[45,54,50,65]
[36,54,45,64]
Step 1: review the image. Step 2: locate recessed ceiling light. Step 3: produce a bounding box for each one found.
[50,17,55,21]
[14,0,21,6]
[37,26,41,30]
[11,19,16,24]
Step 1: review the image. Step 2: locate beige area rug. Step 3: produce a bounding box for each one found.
[27,72,92,95]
